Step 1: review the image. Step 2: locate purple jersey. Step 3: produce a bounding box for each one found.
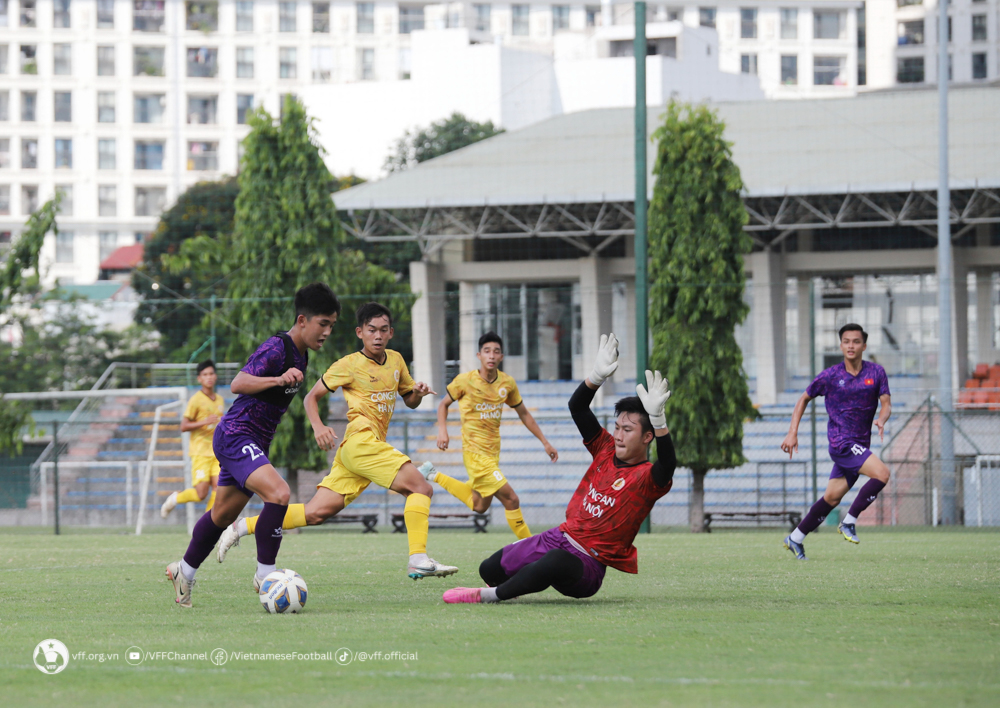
[218,335,308,448]
[806,360,890,450]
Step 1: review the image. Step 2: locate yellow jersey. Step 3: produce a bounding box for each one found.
[322,349,415,443]
[184,390,224,458]
[446,369,523,458]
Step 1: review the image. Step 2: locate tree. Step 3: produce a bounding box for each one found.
[647,102,758,533]
[383,112,504,173]
[221,95,414,501]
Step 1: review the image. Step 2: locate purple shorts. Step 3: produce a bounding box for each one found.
[214,425,271,496]
[829,443,873,488]
[499,527,607,599]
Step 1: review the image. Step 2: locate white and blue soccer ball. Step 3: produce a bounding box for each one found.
[259,568,308,614]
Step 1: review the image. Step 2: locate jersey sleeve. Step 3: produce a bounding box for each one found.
[183,396,201,421]
[241,338,285,377]
[584,428,615,459]
[878,367,891,397]
[505,378,523,408]
[397,356,415,396]
[446,373,465,401]
[322,357,354,392]
[805,371,827,398]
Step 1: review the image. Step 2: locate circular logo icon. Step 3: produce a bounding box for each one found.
[498,387,508,399]
[125,646,144,666]
[393,370,400,382]
[33,639,69,675]
[210,648,228,666]
[335,648,353,665]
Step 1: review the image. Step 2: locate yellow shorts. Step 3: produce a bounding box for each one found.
[191,455,220,485]
[317,430,411,505]
[463,451,508,497]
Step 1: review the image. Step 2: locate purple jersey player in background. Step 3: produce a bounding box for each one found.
[780,323,892,560]
[165,283,341,607]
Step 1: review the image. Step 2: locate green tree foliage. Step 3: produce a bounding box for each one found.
[221,96,414,500]
[648,102,757,533]
[1,195,60,308]
[383,111,503,173]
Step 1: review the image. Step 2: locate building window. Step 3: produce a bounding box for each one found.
[133,0,165,32]
[236,47,254,78]
[279,1,296,31]
[585,5,599,28]
[0,91,7,121]
[236,0,253,30]
[54,139,72,168]
[135,187,167,216]
[0,187,9,215]
[0,138,9,167]
[21,45,37,75]
[187,141,218,171]
[21,0,36,27]
[552,5,569,31]
[186,1,218,31]
[814,56,846,85]
[56,185,72,215]
[279,93,295,120]
[56,232,74,263]
[97,0,114,28]
[187,47,218,77]
[473,4,489,32]
[400,5,424,34]
[0,45,7,74]
[699,7,715,29]
[814,10,845,40]
[356,2,373,34]
[98,138,116,168]
[97,91,115,122]
[236,94,253,124]
[134,93,166,123]
[54,92,72,122]
[279,47,297,78]
[133,46,166,76]
[740,8,756,39]
[971,15,987,42]
[357,47,374,80]
[398,46,411,79]
[781,54,797,85]
[97,45,115,75]
[22,185,39,214]
[53,0,70,28]
[99,232,117,259]
[972,52,987,79]
[53,43,72,75]
[311,46,332,81]
[740,53,757,74]
[898,20,924,45]
[896,0,922,5]
[21,90,36,121]
[313,2,329,32]
[187,94,217,124]
[780,8,797,39]
[897,56,924,83]
[134,231,151,243]
[134,141,164,170]
[512,4,529,35]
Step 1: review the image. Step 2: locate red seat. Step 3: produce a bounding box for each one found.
[965,378,981,389]
[990,365,1000,380]
[958,390,975,407]
[974,363,990,379]
[990,392,1000,411]
[972,390,990,406]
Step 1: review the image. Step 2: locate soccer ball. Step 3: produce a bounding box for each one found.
[259,569,308,614]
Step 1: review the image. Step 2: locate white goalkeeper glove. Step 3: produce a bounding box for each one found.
[636,369,670,429]
[588,333,619,387]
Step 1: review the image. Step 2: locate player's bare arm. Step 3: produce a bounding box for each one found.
[180,413,221,432]
[781,391,814,458]
[402,381,437,409]
[230,367,303,395]
[436,394,455,450]
[303,378,338,451]
[876,393,892,441]
[513,403,558,462]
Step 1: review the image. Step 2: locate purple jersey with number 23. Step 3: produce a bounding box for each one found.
[806,360,890,450]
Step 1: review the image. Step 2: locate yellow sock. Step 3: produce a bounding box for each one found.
[403,493,431,556]
[505,508,532,539]
[245,503,306,535]
[176,488,201,504]
[205,489,216,512]
[433,472,475,511]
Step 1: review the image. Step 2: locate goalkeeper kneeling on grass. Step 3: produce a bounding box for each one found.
[442,333,676,604]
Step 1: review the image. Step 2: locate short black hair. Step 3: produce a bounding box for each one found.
[614,396,654,438]
[838,323,868,343]
[294,282,341,320]
[196,359,215,375]
[478,331,503,351]
[356,302,393,328]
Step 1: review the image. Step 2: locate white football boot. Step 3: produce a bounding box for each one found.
[216,521,242,563]
[418,461,438,482]
[160,491,179,519]
[407,558,459,580]
[165,561,195,608]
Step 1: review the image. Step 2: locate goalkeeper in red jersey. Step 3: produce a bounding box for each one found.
[443,333,676,604]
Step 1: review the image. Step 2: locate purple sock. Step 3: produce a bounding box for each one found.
[183,512,226,569]
[255,502,288,565]
[797,498,835,536]
[848,479,887,518]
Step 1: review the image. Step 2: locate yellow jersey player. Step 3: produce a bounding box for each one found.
[161,359,224,518]
[216,302,458,580]
[422,331,558,539]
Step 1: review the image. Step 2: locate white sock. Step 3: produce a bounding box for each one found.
[179,559,197,582]
[790,528,806,544]
[480,587,499,603]
[237,518,249,537]
[409,553,429,567]
[843,513,858,525]
[256,562,276,580]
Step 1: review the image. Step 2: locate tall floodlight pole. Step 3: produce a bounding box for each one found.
[635,2,650,533]
[937,0,956,525]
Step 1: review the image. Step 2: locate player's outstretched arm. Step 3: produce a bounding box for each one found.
[586,333,619,390]
[780,391,814,458]
[230,367,303,395]
[876,394,892,441]
[180,413,220,432]
[636,369,676,487]
[436,394,454,451]
[514,404,558,462]
[304,378,338,451]
[402,381,437,409]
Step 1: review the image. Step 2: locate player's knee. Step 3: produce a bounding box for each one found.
[479,550,507,586]
[874,463,890,483]
[266,480,291,506]
[411,479,433,498]
[503,490,520,509]
[472,497,492,514]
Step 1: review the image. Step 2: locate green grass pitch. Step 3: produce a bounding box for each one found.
[2,526,998,707]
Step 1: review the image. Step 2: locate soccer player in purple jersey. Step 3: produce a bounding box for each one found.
[780,324,892,560]
[165,283,341,607]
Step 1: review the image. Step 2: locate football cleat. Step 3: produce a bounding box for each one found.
[838,522,860,544]
[443,587,483,604]
[216,521,241,563]
[159,491,178,519]
[418,461,438,482]
[165,560,195,608]
[253,573,262,593]
[407,558,458,580]
[783,535,808,561]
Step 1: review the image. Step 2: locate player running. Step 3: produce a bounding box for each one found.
[160,359,224,517]
[216,302,458,580]
[165,283,340,607]
[421,331,558,539]
[781,323,892,560]
[442,333,675,604]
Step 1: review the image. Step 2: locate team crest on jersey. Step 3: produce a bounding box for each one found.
[393,370,400,381]
[838,379,845,386]
[612,478,626,491]
[864,378,874,386]
[498,387,507,399]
